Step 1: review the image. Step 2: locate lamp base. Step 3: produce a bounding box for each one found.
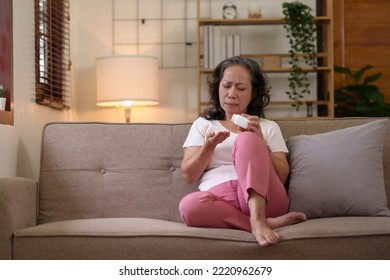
[124,107,131,123]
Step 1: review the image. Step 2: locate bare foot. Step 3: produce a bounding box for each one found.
[250,219,280,246]
[250,212,306,246]
[267,212,307,230]
[247,191,306,247]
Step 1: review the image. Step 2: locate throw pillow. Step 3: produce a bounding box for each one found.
[287,119,390,219]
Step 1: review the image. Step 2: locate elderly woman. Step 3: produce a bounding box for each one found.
[179,56,306,246]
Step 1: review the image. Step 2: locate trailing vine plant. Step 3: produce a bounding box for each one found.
[282,2,317,110]
[0,84,4,97]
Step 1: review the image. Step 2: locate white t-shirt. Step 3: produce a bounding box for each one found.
[183,117,288,191]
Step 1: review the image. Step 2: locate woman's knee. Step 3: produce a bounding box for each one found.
[179,191,217,226]
[236,131,263,147]
[179,192,205,219]
[233,131,268,162]
[179,192,198,215]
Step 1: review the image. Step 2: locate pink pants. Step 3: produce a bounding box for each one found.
[179,131,289,232]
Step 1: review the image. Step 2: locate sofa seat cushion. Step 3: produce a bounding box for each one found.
[13,218,255,259]
[13,217,390,259]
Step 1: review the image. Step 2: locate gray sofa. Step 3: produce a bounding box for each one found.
[1,118,389,259]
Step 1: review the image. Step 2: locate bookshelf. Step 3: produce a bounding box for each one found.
[196,0,334,119]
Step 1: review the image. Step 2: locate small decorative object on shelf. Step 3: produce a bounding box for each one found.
[0,84,6,111]
[248,3,262,18]
[262,55,281,69]
[306,102,313,117]
[223,2,237,19]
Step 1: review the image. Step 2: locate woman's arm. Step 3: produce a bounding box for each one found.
[181,131,230,184]
[181,145,213,184]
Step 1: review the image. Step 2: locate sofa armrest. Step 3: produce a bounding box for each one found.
[0,177,38,259]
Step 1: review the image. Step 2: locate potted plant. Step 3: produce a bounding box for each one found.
[334,64,390,117]
[0,84,6,111]
[282,1,317,110]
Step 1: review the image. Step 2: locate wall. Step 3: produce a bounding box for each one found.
[70,0,199,123]
[0,0,70,179]
[334,0,390,103]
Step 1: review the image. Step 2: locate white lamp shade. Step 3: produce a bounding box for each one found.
[96,56,159,107]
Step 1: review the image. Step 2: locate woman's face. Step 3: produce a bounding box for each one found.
[219,65,253,119]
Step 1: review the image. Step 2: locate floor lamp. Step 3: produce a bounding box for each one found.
[96,56,159,122]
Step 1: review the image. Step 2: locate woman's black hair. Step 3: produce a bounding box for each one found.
[203,56,270,120]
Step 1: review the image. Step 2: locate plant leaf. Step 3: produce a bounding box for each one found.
[334,65,353,78]
[364,72,382,84]
[353,64,372,82]
[364,90,385,105]
[334,90,355,103]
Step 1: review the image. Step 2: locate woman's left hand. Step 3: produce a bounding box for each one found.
[241,114,264,139]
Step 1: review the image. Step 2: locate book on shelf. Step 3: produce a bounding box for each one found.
[226,35,234,58]
[233,34,241,56]
[208,25,214,68]
[213,26,221,68]
[203,26,209,68]
[202,26,242,68]
[220,35,227,62]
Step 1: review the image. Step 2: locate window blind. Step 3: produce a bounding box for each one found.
[35,0,71,110]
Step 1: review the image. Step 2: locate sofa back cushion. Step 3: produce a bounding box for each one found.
[38,123,194,224]
[277,118,390,213]
[286,119,389,218]
[38,119,390,225]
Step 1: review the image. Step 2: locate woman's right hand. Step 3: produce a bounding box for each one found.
[205,131,230,146]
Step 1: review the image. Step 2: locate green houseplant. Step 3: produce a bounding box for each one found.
[282,1,317,110]
[0,83,6,111]
[0,84,4,97]
[334,64,390,117]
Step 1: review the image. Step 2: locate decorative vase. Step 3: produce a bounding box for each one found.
[248,3,262,18]
[0,97,6,111]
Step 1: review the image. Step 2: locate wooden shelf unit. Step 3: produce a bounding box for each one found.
[198,16,331,26]
[196,0,334,119]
